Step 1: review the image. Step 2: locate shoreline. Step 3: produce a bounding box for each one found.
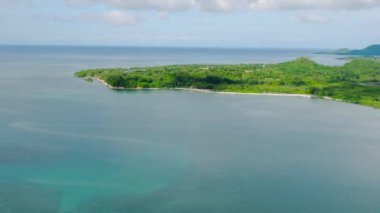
[175,88,314,98]
[93,78,371,108]
[95,78,314,98]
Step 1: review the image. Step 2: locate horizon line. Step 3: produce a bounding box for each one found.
[0,43,339,50]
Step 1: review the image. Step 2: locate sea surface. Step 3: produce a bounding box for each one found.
[0,45,379,213]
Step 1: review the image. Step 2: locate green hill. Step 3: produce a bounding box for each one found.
[347,45,380,56]
[318,45,380,56]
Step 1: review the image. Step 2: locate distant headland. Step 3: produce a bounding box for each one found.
[316,44,380,56]
[75,58,380,108]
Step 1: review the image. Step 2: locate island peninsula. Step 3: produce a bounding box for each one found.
[76,58,380,108]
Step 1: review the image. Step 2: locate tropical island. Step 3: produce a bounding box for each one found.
[75,58,380,108]
[317,44,380,56]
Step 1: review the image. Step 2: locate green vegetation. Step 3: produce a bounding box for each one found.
[75,58,380,108]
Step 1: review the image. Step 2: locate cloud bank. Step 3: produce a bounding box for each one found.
[65,0,380,11]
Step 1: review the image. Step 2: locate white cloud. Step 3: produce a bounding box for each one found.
[29,10,140,26]
[293,14,330,24]
[66,0,195,10]
[157,11,169,19]
[248,0,380,10]
[81,10,140,26]
[102,10,139,25]
[198,0,252,11]
[152,35,201,41]
[65,0,380,11]
[65,0,95,6]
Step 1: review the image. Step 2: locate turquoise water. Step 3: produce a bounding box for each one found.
[0,46,379,213]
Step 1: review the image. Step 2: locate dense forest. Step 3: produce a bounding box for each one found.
[75,58,380,108]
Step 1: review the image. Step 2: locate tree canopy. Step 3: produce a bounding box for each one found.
[75,58,380,108]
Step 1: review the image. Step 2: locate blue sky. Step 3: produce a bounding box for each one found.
[1,0,380,48]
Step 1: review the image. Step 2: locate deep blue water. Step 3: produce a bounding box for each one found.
[0,46,379,213]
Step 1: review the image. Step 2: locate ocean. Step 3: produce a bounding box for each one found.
[0,45,379,213]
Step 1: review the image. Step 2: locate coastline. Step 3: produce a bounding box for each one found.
[175,88,314,98]
[92,77,372,108]
[95,78,314,98]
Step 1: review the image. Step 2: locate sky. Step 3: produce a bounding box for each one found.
[0,0,380,48]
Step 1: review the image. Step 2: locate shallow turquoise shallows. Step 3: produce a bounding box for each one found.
[0,46,379,213]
